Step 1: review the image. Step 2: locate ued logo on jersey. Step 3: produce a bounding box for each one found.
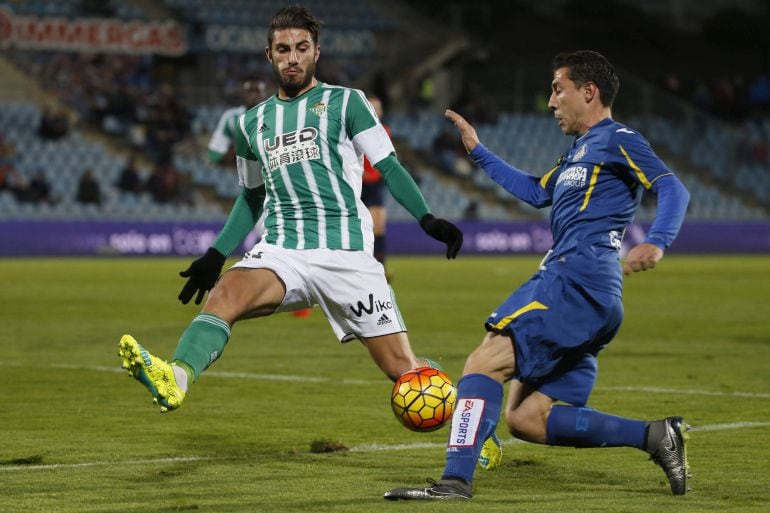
[263,127,321,171]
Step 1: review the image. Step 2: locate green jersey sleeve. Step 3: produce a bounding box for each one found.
[212,185,266,256]
[375,154,430,220]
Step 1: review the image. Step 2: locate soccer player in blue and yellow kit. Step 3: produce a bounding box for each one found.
[385,50,691,500]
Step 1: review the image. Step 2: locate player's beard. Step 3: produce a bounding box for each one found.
[274,60,316,98]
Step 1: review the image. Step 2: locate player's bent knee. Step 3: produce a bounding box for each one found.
[505,402,549,444]
[505,409,540,443]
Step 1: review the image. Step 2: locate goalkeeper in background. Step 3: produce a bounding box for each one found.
[118,7,462,416]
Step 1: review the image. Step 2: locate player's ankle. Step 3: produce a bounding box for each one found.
[172,361,194,392]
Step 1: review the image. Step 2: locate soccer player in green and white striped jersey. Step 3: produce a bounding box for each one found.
[207,77,267,164]
[119,6,463,414]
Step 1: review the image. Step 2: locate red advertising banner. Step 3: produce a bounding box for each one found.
[0,8,187,56]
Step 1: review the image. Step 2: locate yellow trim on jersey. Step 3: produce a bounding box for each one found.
[539,165,559,189]
[649,172,674,186]
[490,301,549,330]
[579,164,602,212]
[619,144,652,189]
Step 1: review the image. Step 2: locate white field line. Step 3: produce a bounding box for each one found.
[2,422,770,473]
[3,361,770,397]
[351,421,770,452]
[40,362,770,398]
[0,456,217,472]
[601,386,770,399]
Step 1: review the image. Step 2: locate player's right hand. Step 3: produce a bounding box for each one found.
[178,247,227,305]
[622,243,663,276]
[420,214,463,259]
[445,109,481,153]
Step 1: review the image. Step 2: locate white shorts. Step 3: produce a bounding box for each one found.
[230,242,406,342]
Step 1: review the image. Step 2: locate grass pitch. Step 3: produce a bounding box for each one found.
[1,255,769,512]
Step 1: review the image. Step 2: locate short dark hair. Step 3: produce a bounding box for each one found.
[267,6,321,47]
[552,50,619,107]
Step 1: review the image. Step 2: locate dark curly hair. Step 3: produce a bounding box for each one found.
[268,6,322,47]
[552,50,619,107]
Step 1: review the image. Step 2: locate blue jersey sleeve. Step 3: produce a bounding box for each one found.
[610,128,689,249]
[469,144,552,208]
[645,175,690,249]
[610,128,673,190]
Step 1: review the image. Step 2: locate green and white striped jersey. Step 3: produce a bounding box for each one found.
[208,105,246,163]
[234,82,394,252]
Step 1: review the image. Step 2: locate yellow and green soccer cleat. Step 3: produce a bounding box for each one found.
[478,433,502,470]
[118,334,185,413]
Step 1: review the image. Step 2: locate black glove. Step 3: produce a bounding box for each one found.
[178,247,227,305]
[419,213,463,259]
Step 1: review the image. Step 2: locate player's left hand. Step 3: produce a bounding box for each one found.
[445,109,480,153]
[178,247,227,304]
[419,214,463,259]
[622,243,664,276]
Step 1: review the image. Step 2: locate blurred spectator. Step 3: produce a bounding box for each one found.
[176,172,196,206]
[463,200,479,220]
[3,165,31,202]
[662,72,682,96]
[27,171,53,204]
[117,156,143,194]
[146,162,181,204]
[76,169,102,205]
[38,106,70,140]
[432,127,473,177]
[692,81,713,113]
[0,133,16,163]
[0,163,13,192]
[748,74,770,114]
[143,85,191,164]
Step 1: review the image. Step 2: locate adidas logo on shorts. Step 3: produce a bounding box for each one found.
[377,314,392,326]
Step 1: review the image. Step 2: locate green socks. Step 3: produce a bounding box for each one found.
[172,313,231,382]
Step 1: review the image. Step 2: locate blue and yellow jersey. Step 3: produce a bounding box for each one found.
[539,118,675,250]
[470,117,689,295]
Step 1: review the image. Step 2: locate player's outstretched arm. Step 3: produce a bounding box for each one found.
[178,185,266,304]
[446,110,550,207]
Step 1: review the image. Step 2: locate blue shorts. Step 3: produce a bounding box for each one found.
[361,181,385,207]
[485,267,623,406]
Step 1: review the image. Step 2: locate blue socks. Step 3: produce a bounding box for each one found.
[442,374,503,484]
[545,405,646,449]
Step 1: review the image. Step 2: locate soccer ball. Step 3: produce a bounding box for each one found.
[391,366,456,432]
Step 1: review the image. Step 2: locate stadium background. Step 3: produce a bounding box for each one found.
[1,0,769,256]
[1,3,769,512]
